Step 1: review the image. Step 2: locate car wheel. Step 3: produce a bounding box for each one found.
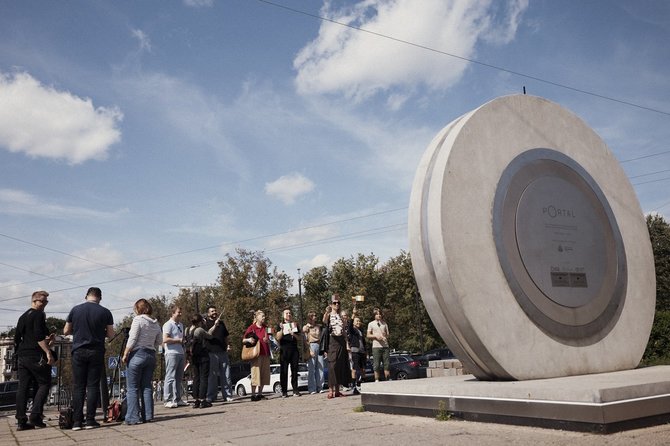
[273,382,283,394]
[396,371,408,380]
[236,385,246,397]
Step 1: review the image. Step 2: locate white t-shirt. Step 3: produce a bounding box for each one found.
[162,319,184,355]
[367,320,389,349]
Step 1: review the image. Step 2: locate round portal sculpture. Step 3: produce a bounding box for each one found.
[408,95,655,380]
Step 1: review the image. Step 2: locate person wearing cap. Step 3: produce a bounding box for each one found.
[322,294,350,398]
[14,290,55,431]
[64,287,114,431]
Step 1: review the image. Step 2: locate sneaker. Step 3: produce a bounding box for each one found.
[193,400,201,408]
[293,391,301,397]
[72,422,82,431]
[309,391,317,395]
[224,397,234,402]
[200,401,212,408]
[17,423,35,431]
[165,401,178,408]
[281,393,288,398]
[250,394,259,401]
[85,420,101,429]
[176,400,189,407]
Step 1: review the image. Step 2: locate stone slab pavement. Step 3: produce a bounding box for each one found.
[2,389,670,446]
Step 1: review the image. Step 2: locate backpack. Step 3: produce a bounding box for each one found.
[185,327,205,359]
[107,399,126,422]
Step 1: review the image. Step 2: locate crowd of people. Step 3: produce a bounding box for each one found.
[12,288,392,431]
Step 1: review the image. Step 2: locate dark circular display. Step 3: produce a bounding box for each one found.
[493,149,627,344]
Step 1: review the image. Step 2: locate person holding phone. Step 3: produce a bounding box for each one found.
[14,291,55,431]
[203,305,233,404]
[275,308,301,397]
[323,294,350,398]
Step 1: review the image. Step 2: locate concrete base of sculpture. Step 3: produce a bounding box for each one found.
[361,366,670,433]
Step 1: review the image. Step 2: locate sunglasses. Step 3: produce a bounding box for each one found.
[33,299,48,304]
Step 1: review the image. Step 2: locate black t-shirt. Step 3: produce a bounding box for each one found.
[202,317,229,353]
[66,301,114,353]
[277,321,299,349]
[16,309,49,356]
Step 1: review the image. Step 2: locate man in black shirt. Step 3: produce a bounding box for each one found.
[14,290,55,431]
[203,305,232,403]
[275,308,301,397]
[64,287,114,431]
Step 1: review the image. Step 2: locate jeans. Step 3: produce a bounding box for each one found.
[307,343,324,393]
[163,354,185,403]
[71,348,104,424]
[15,354,51,424]
[207,351,231,401]
[126,348,156,424]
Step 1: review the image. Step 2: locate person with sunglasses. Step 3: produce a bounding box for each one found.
[322,294,351,398]
[367,308,391,382]
[14,291,55,431]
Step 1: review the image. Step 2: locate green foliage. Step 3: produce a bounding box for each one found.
[435,400,451,421]
[642,214,670,364]
[647,214,670,311]
[642,310,670,365]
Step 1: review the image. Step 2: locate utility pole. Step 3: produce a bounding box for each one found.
[297,268,304,328]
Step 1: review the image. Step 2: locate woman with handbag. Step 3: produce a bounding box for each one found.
[322,294,351,399]
[243,310,271,401]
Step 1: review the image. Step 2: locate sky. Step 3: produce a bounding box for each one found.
[0,0,669,331]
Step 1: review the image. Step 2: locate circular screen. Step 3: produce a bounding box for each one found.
[494,149,627,342]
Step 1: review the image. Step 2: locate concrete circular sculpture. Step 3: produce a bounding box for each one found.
[408,95,655,380]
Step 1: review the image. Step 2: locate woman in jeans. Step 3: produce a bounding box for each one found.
[122,299,162,425]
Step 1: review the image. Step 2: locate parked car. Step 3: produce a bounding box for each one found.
[0,380,19,411]
[229,362,251,387]
[235,363,308,396]
[421,347,455,361]
[388,354,427,380]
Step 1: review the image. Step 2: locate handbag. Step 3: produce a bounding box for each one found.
[241,340,260,361]
[318,322,330,355]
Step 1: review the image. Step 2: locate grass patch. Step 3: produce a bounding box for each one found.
[353,405,365,413]
[435,400,451,421]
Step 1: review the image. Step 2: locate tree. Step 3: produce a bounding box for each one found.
[643,214,670,364]
[647,214,670,311]
[210,249,292,362]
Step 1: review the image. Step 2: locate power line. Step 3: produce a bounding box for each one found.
[629,168,670,179]
[256,0,670,117]
[0,206,408,290]
[0,220,408,304]
[620,150,670,163]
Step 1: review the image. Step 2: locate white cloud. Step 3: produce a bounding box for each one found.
[131,29,152,52]
[62,244,125,278]
[266,226,337,250]
[294,0,528,102]
[265,173,315,205]
[183,0,214,7]
[0,71,123,164]
[297,254,333,270]
[0,188,127,220]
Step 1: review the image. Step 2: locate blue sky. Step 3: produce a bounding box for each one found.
[0,0,669,330]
